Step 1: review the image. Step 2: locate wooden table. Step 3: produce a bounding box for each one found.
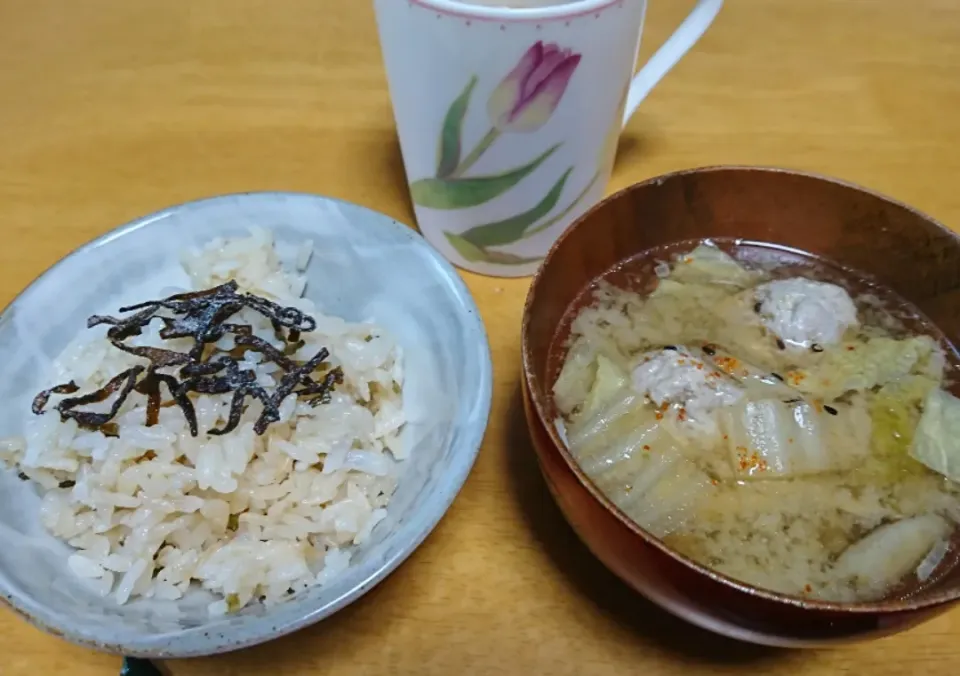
[2,0,959,673]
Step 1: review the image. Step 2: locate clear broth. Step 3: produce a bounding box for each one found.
[547,239,960,602]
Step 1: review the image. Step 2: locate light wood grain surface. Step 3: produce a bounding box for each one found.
[2,0,960,673]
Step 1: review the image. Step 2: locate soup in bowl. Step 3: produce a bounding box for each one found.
[521,166,960,646]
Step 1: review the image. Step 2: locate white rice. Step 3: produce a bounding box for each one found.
[0,228,406,614]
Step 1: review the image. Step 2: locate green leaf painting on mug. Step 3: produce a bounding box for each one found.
[443,232,542,266]
[436,75,478,178]
[442,168,600,266]
[522,170,599,239]
[444,232,491,263]
[457,167,573,248]
[410,143,560,209]
[480,249,545,265]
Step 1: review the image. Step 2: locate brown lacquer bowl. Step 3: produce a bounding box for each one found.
[520,166,960,647]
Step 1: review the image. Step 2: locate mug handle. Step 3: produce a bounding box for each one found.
[623,0,724,125]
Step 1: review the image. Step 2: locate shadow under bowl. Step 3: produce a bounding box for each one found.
[520,166,960,647]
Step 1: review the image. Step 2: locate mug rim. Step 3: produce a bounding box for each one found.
[408,0,625,22]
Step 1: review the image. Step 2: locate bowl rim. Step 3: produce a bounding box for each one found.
[0,191,494,657]
[522,164,960,614]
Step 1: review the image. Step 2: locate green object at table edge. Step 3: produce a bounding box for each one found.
[121,657,161,676]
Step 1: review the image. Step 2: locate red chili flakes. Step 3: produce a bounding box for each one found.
[678,408,687,422]
[655,411,664,420]
[710,478,719,486]
[722,434,728,440]
[695,362,704,370]
[846,345,856,351]
[735,446,749,470]
[786,370,806,386]
[714,356,740,375]
[736,446,768,473]
[804,584,813,594]
[643,444,651,452]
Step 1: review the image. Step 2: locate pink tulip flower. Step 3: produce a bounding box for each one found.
[487,41,582,133]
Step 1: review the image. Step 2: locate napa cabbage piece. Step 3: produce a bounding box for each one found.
[603,245,760,350]
[721,399,820,479]
[566,385,714,538]
[554,348,631,426]
[615,453,715,538]
[917,538,951,582]
[553,340,598,416]
[583,439,714,539]
[649,278,685,297]
[567,280,719,364]
[720,396,871,479]
[669,243,760,289]
[602,280,733,351]
[706,282,861,372]
[567,394,663,485]
[576,411,661,478]
[789,336,943,399]
[573,244,759,356]
[703,290,799,371]
[820,395,873,465]
[583,354,629,418]
[868,375,940,478]
[910,387,960,483]
[832,515,951,598]
[701,345,797,399]
[566,385,647,455]
[648,279,735,329]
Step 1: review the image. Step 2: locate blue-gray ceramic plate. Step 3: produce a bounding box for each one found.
[0,193,492,657]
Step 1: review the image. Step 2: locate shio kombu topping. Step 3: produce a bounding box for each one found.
[55,367,145,429]
[32,281,342,437]
[31,381,79,415]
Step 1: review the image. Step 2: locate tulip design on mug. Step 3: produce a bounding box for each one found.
[489,41,580,133]
[451,41,580,177]
[408,41,606,266]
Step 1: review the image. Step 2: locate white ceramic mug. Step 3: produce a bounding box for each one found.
[374,0,724,277]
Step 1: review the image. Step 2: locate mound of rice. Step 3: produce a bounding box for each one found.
[0,229,406,615]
